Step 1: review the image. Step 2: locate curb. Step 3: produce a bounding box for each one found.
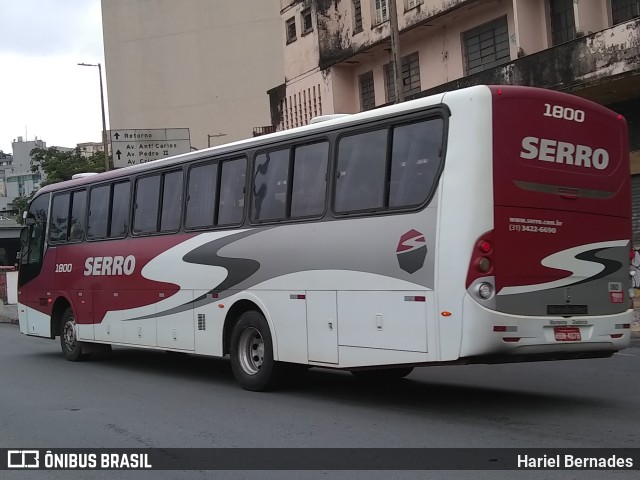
[0,303,19,325]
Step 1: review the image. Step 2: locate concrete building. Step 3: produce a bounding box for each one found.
[100,0,640,240]
[10,137,45,176]
[77,141,106,157]
[270,0,640,238]
[0,151,13,199]
[0,138,44,213]
[101,0,284,150]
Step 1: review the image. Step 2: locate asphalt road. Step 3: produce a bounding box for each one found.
[1,323,638,480]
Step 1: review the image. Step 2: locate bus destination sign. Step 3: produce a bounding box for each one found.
[110,128,191,168]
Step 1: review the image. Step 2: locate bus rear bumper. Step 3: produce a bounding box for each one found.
[460,294,632,359]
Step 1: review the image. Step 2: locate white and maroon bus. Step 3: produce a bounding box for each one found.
[18,85,633,391]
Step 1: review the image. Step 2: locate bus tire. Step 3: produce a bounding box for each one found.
[60,307,86,362]
[351,367,414,382]
[230,310,283,391]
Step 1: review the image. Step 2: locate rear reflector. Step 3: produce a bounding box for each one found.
[404,296,426,302]
[610,334,623,339]
[493,325,517,332]
[502,337,521,343]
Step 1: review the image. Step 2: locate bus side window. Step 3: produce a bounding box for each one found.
[159,170,183,232]
[134,175,161,234]
[335,129,386,213]
[49,193,70,243]
[291,142,328,218]
[218,157,246,226]
[69,190,87,241]
[186,163,217,229]
[110,181,131,237]
[252,150,289,222]
[87,185,110,239]
[389,119,444,208]
[27,224,42,264]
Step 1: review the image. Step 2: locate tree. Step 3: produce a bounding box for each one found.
[8,194,33,225]
[30,147,106,186]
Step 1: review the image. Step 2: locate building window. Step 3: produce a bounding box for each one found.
[549,0,576,45]
[462,17,510,75]
[611,0,640,25]
[384,51,421,103]
[405,0,423,10]
[374,0,389,25]
[301,8,313,34]
[358,70,375,111]
[286,17,297,43]
[353,0,363,33]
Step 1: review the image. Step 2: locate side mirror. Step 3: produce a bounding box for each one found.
[24,211,35,225]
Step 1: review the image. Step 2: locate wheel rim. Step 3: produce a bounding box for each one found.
[237,327,264,375]
[62,318,77,352]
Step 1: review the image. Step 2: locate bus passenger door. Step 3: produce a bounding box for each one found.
[306,291,338,364]
[18,223,51,337]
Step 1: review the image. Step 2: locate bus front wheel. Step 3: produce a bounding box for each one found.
[60,308,84,362]
[230,311,283,391]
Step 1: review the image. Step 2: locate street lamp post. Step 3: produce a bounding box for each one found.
[78,62,110,171]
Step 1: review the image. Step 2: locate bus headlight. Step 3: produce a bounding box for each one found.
[476,282,494,300]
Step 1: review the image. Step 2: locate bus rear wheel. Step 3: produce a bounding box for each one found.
[230,311,284,391]
[60,308,85,361]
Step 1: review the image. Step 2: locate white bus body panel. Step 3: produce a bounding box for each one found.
[460,294,632,356]
[306,291,338,364]
[436,86,495,361]
[19,305,51,338]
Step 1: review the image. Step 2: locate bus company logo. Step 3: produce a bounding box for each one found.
[84,255,136,276]
[8,450,39,468]
[396,230,427,274]
[520,136,609,170]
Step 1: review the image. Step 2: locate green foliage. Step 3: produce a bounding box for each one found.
[8,194,33,225]
[30,147,106,186]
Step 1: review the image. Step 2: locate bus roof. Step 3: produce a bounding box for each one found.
[34,84,613,198]
[32,89,454,198]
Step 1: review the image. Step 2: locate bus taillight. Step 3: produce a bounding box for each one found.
[466,230,495,288]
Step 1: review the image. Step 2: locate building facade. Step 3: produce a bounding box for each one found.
[0,138,45,213]
[272,0,640,238]
[101,0,284,150]
[0,151,12,199]
[76,141,105,157]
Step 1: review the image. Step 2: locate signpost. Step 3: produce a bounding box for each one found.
[110,128,191,168]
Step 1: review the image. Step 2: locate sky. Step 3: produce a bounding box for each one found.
[0,0,105,153]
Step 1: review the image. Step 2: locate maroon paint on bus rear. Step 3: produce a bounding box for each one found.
[489,86,630,303]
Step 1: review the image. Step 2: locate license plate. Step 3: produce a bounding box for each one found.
[554,327,581,342]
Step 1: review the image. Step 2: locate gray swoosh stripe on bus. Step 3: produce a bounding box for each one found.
[123,229,265,321]
[497,240,629,295]
[568,248,624,287]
